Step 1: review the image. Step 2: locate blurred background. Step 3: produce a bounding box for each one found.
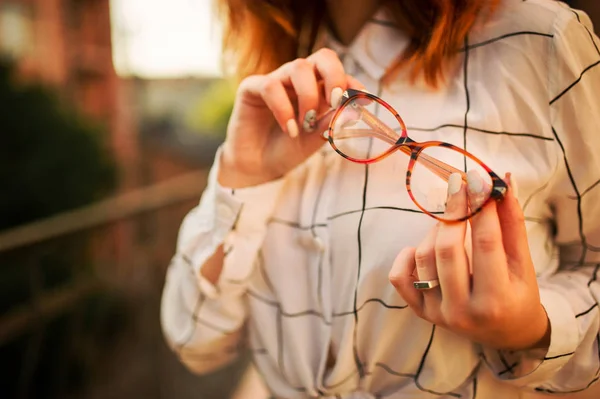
[0,0,241,398]
[0,1,597,398]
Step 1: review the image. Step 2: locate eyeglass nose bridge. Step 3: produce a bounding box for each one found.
[395,136,415,146]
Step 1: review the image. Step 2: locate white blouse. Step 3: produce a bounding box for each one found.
[160,1,600,398]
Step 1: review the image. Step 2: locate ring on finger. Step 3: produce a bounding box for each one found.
[413,279,440,290]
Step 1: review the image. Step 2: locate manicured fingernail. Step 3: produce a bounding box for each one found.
[330,87,343,108]
[506,172,519,198]
[303,109,317,132]
[467,170,484,194]
[286,119,298,138]
[448,172,462,195]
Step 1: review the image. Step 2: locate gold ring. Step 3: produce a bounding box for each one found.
[413,279,440,290]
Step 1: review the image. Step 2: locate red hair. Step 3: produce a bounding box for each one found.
[215,0,500,87]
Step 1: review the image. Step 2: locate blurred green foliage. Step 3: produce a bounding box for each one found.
[0,62,116,231]
[186,78,235,137]
[0,62,123,398]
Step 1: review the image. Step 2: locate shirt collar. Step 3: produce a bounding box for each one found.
[319,7,409,81]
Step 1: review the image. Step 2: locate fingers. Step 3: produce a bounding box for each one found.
[237,48,369,152]
[466,169,492,211]
[285,59,320,132]
[415,226,440,283]
[389,247,424,313]
[497,173,533,278]
[469,177,509,294]
[266,48,363,137]
[276,48,347,111]
[238,75,300,138]
[307,48,348,107]
[259,77,299,138]
[435,173,470,304]
[414,226,442,311]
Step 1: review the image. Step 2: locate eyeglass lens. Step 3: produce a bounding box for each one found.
[330,96,493,220]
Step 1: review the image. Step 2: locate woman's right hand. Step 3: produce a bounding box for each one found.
[218,48,364,188]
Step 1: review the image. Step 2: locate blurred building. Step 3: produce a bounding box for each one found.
[0,0,137,188]
[130,76,227,183]
[0,0,143,281]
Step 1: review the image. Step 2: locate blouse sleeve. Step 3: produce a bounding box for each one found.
[160,146,285,374]
[483,6,600,393]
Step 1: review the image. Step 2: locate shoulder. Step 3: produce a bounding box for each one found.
[521,0,597,48]
[492,0,593,31]
[470,0,595,51]
[469,1,599,90]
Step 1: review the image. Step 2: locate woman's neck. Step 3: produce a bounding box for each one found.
[326,0,383,45]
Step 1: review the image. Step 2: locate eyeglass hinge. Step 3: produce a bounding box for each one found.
[493,186,507,198]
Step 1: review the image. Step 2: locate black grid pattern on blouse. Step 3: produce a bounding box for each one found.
[180,6,600,398]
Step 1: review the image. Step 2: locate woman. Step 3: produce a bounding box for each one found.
[161,0,600,397]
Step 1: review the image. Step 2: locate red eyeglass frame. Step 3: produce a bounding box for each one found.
[321,88,508,222]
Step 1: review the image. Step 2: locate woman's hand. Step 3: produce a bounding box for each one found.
[389,174,551,351]
[219,48,363,188]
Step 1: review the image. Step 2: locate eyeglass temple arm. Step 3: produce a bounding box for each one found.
[336,128,464,182]
[356,106,466,181]
[334,128,396,145]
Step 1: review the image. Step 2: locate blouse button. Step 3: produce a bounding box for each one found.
[216,203,236,221]
[313,237,325,253]
[297,235,326,253]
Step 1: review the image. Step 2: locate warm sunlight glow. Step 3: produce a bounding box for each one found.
[110,0,222,78]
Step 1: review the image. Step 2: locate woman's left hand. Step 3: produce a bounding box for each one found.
[389,173,551,351]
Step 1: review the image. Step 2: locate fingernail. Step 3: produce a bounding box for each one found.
[467,170,484,194]
[330,87,343,108]
[448,173,462,195]
[286,119,298,138]
[506,172,519,198]
[303,109,317,132]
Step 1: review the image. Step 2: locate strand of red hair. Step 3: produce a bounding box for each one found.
[215,0,501,87]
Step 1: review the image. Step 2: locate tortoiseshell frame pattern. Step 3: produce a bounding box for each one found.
[323,89,508,223]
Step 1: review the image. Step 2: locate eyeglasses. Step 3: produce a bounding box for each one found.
[321,89,507,222]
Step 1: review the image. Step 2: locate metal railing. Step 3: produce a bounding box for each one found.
[0,170,208,253]
[0,170,208,398]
